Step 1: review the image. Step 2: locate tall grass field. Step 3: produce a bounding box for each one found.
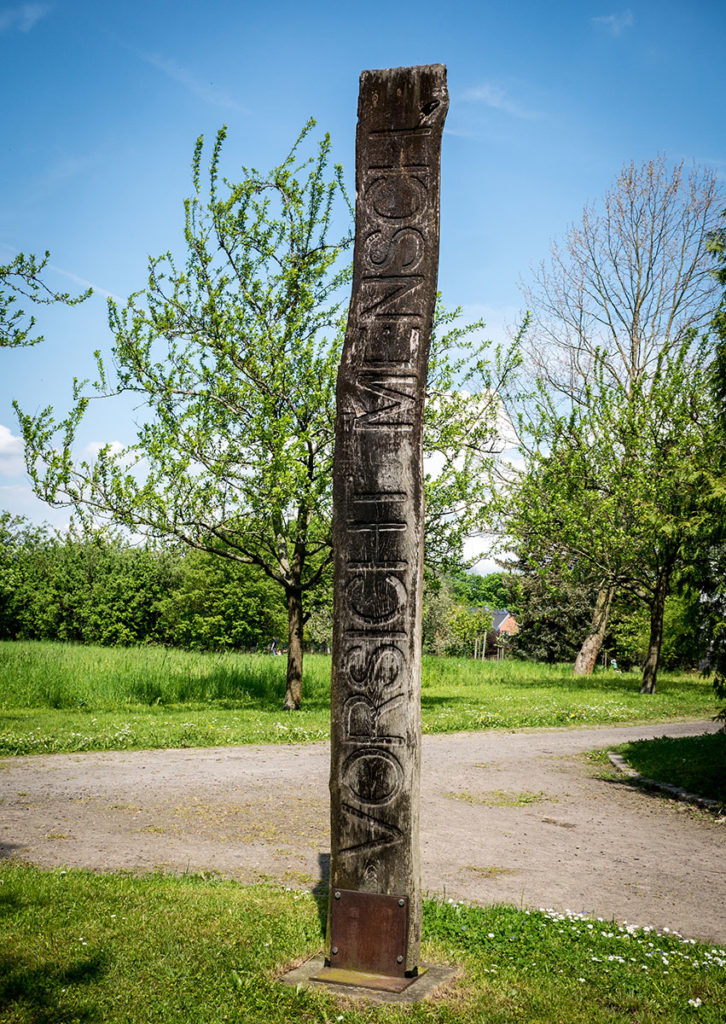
[0,640,718,756]
[0,638,712,761]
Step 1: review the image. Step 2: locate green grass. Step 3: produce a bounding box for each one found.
[615,732,726,804]
[445,789,548,806]
[0,641,718,756]
[0,863,723,1023]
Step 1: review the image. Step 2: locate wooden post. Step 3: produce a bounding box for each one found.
[323,64,448,990]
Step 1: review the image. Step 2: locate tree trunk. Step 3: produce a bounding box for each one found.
[640,567,671,694]
[573,583,615,676]
[283,589,304,710]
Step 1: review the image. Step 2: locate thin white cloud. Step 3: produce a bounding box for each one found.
[82,442,148,478]
[47,263,122,302]
[461,83,538,120]
[0,245,121,302]
[39,153,97,190]
[0,242,121,302]
[0,424,26,478]
[591,10,634,36]
[139,51,248,112]
[443,126,482,140]
[0,3,51,33]
[0,484,72,529]
[82,440,126,461]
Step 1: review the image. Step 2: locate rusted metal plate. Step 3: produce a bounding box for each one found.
[329,889,409,977]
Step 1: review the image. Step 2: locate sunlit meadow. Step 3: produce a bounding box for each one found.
[0,641,717,756]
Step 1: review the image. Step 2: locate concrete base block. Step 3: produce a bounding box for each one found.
[279,957,460,1004]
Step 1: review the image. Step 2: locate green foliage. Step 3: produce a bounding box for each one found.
[1,864,723,1023]
[423,571,519,656]
[0,514,177,646]
[696,214,726,716]
[505,336,722,688]
[14,123,518,708]
[444,603,493,657]
[506,559,598,663]
[449,570,513,611]
[0,515,289,652]
[156,549,287,651]
[421,575,456,654]
[610,590,704,672]
[708,210,726,431]
[0,250,91,348]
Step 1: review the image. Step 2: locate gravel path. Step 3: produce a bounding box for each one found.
[1,719,723,944]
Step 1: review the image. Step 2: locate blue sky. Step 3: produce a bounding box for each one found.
[1,0,725,530]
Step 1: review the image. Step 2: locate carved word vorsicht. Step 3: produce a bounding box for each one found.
[339,123,435,857]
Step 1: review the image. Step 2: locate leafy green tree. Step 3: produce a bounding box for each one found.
[503,553,599,664]
[0,513,46,637]
[0,517,178,645]
[692,210,726,718]
[1,251,91,348]
[444,604,493,657]
[15,124,512,709]
[505,337,720,692]
[449,570,512,611]
[610,588,704,672]
[422,576,456,655]
[709,212,726,426]
[515,156,724,673]
[157,548,287,651]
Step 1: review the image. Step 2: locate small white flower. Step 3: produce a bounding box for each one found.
[488,932,495,938]
[687,997,702,1008]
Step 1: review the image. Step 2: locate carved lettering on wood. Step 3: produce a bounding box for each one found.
[329,64,448,977]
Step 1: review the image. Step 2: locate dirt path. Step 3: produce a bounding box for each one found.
[1,720,723,944]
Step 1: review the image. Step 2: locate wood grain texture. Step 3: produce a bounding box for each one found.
[328,64,448,975]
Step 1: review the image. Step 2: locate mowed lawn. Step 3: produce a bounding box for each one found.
[0,641,718,756]
[0,863,724,1024]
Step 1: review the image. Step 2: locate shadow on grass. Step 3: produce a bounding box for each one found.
[425,675,713,704]
[600,774,725,809]
[0,951,109,1023]
[311,852,330,941]
[0,885,22,914]
[421,693,489,710]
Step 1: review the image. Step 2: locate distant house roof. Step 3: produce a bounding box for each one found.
[491,609,511,632]
[480,607,519,635]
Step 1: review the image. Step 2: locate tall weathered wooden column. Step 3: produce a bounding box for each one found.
[324,64,448,991]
